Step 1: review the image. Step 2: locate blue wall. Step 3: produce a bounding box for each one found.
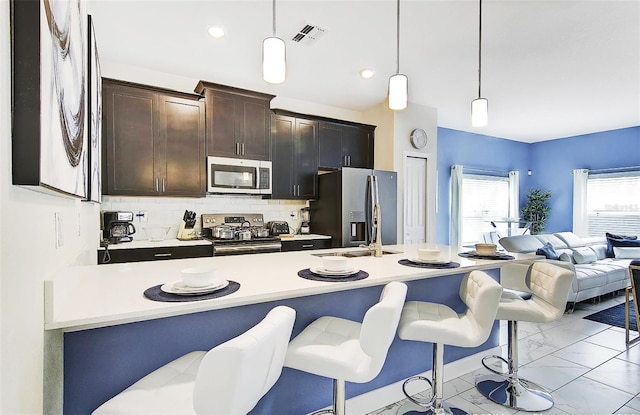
[436,128,530,244]
[529,126,640,233]
[436,126,640,243]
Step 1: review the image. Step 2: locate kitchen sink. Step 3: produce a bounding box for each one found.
[313,249,403,258]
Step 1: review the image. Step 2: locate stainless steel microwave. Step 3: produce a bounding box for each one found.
[207,156,272,195]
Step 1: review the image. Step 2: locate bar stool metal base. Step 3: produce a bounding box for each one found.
[476,372,554,411]
[396,400,468,415]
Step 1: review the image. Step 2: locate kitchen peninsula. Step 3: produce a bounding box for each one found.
[47,244,537,414]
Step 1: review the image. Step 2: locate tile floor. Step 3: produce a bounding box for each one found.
[368,293,640,415]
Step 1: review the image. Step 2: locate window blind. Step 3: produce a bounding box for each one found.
[587,171,640,236]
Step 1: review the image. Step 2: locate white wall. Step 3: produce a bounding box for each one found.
[1,2,101,413]
[393,103,438,244]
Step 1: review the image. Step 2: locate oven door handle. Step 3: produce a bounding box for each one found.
[213,242,282,256]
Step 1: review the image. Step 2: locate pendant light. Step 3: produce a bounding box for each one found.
[263,0,286,84]
[388,0,407,110]
[471,0,487,127]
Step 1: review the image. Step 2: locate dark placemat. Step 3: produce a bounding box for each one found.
[144,280,240,302]
[298,269,369,282]
[398,259,461,269]
[458,252,515,260]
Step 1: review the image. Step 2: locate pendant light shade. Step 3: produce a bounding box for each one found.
[388,0,407,110]
[389,73,408,110]
[471,98,488,127]
[263,0,285,84]
[471,0,487,126]
[263,36,286,84]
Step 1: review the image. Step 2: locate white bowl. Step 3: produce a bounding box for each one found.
[143,226,170,242]
[417,248,441,260]
[476,243,497,255]
[323,256,348,272]
[180,267,219,288]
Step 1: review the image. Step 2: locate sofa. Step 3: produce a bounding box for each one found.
[498,231,637,310]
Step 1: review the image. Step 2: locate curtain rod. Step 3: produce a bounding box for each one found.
[588,165,640,174]
[462,166,509,175]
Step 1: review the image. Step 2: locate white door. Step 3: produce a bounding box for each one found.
[404,156,428,244]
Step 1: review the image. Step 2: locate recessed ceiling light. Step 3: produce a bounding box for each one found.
[207,26,225,39]
[359,68,376,80]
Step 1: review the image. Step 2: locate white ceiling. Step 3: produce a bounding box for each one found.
[87,0,640,143]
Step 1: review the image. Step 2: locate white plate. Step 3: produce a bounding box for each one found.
[310,266,359,277]
[161,280,229,295]
[410,257,450,265]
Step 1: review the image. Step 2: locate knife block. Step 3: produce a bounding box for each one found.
[177,221,197,241]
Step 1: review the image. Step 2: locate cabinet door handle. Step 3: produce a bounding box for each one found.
[348,155,351,166]
[343,155,348,166]
[154,253,172,257]
[292,185,296,196]
[236,142,240,155]
[302,244,314,248]
[155,178,159,192]
[162,178,166,192]
[241,143,245,156]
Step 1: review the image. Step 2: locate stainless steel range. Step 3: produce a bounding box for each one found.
[201,213,281,256]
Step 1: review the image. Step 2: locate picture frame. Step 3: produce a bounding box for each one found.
[87,14,102,203]
[11,0,89,199]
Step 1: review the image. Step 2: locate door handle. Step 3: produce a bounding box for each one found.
[162,178,166,192]
[348,155,351,166]
[241,143,245,156]
[154,253,172,257]
[236,142,240,155]
[155,178,159,192]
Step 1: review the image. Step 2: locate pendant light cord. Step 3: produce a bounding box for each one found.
[396,0,400,74]
[477,0,483,98]
[272,0,277,36]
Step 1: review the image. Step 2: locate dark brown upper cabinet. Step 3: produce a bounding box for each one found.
[318,121,375,169]
[271,112,319,199]
[194,81,275,161]
[102,79,206,197]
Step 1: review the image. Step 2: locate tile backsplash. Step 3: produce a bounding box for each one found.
[101,195,307,240]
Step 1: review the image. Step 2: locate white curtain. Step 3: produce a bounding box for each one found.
[573,169,589,237]
[508,170,520,219]
[450,165,463,246]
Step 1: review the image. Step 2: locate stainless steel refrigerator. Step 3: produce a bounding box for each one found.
[310,168,397,248]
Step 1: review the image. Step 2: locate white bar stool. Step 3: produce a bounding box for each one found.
[396,270,503,415]
[476,261,574,411]
[91,306,296,415]
[284,281,408,415]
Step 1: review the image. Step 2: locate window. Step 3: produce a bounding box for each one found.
[586,171,640,236]
[461,174,510,245]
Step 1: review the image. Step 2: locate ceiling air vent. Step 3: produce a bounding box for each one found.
[291,23,327,45]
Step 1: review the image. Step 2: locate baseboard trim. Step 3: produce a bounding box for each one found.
[307,345,502,415]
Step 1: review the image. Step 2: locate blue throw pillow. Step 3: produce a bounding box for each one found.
[536,242,559,260]
[606,232,639,258]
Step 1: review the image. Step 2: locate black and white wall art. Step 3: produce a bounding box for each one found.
[11,0,90,199]
[87,14,102,203]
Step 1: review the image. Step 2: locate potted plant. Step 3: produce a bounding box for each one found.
[521,188,552,234]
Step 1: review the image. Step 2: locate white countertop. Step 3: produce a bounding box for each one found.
[279,234,331,241]
[45,244,536,332]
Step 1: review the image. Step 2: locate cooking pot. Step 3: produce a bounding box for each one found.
[237,229,252,240]
[213,225,235,240]
[251,227,270,238]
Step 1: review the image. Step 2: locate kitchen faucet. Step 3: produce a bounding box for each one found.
[361,203,382,257]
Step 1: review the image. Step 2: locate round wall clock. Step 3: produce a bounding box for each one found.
[410,128,427,149]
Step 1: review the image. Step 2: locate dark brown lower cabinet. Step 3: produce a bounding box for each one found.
[280,238,332,252]
[102,79,205,197]
[97,244,213,264]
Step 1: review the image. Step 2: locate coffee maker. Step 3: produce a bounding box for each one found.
[101,211,136,243]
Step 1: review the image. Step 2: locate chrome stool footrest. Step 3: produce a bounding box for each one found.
[396,400,469,415]
[481,354,509,376]
[402,375,435,407]
[476,373,554,412]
